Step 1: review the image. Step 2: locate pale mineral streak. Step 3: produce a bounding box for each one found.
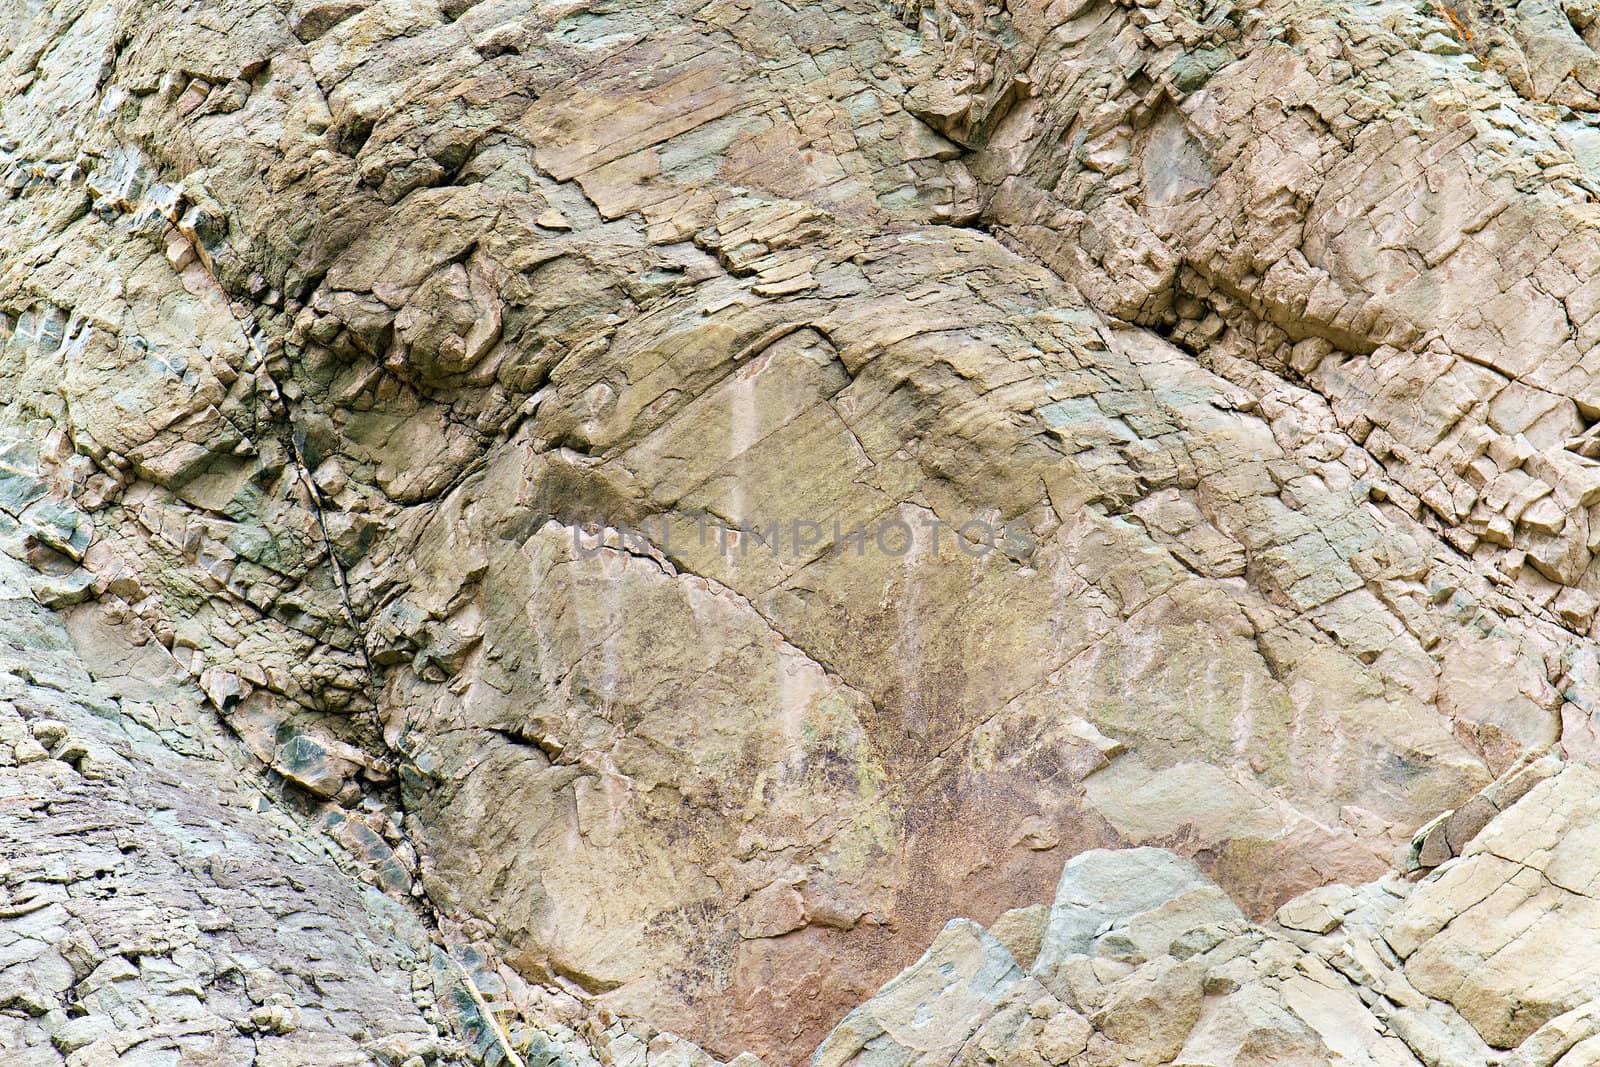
[4,0,1600,1061]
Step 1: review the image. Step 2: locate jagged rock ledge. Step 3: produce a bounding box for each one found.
[816,756,1600,1067]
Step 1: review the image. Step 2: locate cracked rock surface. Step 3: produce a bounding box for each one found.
[9,0,1600,1061]
[0,550,473,1066]
[825,757,1600,1067]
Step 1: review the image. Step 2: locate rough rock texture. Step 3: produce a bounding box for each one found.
[822,759,1600,1067]
[7,0,1600,1061]
[0,550,478,1065]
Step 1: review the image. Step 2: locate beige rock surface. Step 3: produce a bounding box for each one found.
[826,764,1600,1067]
[3,0,1600,1061]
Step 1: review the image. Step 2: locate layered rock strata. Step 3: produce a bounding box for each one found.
[6,0,1600,1061]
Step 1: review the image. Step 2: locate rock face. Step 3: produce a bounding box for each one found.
[5,0,1600,1061]
[0,551,473,1065]
[823,760,1600,1067]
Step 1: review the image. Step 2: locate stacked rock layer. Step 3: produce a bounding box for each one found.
[6,0,1600,1062]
